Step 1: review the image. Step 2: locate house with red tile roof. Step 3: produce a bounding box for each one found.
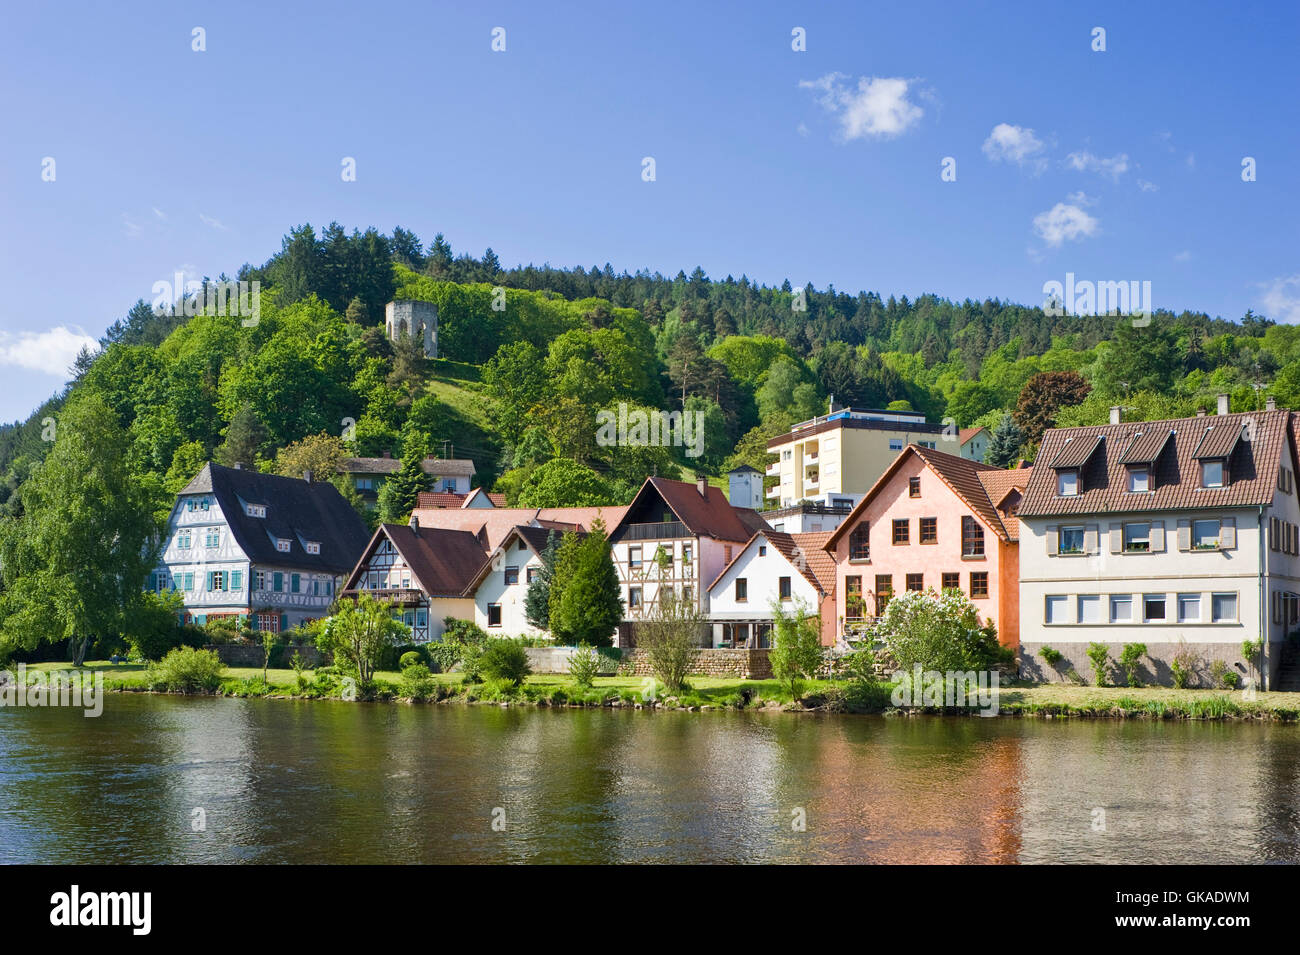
[607,476,770,646]
[1017,399,1300,688]
[958,426,989,463]
[823,445,1031,648]
[706,530,838,647]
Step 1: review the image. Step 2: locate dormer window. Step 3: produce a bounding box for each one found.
[1057,470,1079,496]
[1127,466,1150,493]
[304,541,320,555]
[1201,459,1225,488]
[276,538,291,553]
[246,504,266,518]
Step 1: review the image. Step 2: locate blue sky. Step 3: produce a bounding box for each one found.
[1,0,1297,423]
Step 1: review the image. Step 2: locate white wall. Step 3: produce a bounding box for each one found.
[708,533,821,644]
[473,539,547,636]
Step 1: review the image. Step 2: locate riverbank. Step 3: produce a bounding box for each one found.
[11,660,1300,720]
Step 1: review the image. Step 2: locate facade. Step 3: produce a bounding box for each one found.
[341,455,477,506]
[384,299,438,358]
[823,446,1030,647]
[608,477,769,646]
[727,465,765,509]
[707,530,837,647]
[959,427,989,463]
[1016,401,1300,688]
[340,520,485,642]
[149,462,370,631]
[761,493,860,533]
[466,524,578,636]
[765,405,945,507]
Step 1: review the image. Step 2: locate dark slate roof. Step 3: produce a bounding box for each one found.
[728,464,762,474]
[1019,410,1296,517]
[179,462,370,574]
[341,456,476,477]
[345,524,489,597]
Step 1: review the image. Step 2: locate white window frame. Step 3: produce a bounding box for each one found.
[1211,592,1238,623]
[1177,593,1202,623]
[1110,594,1133,623]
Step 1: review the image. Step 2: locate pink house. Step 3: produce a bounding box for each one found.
[823,445,1032,648]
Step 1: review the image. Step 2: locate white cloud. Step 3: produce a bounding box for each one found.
[199,213,228,231]
[1033,201,1100,247]
[1174,250,1192,263]
[798,73,925,140]
[1064,150,1129,180]
[122,213,142,238]
[1137,179,1158,192]
[1259,275,1300,324]
[0,326,99,376]
[1066,190,1097,206]
[982,123,1045,166]
[152,207,167,220]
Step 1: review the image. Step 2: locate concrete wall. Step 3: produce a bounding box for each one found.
[1019,640,1256,689]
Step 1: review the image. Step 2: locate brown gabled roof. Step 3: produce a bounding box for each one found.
[463,524,584,594]
[627,477,759,543]
[706,529,836,596]
[959,426,985,445]
[1019,409,1295,517]
[1048,433,1105,469]
[344,524,489,597]
[825,446,1024,549]
[404,505,629,551]
[975,468,1033,542]
[418,491,469,508]
[1117,428,1174,465]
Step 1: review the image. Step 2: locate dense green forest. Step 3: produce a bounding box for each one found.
[3,221,1299,521]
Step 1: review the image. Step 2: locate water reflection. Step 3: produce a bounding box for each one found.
[1,697,1297,864]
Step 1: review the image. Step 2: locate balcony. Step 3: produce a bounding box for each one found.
[616,521,692,542]
[341,587,425,606]
[766,462,781,477]
[766,485,781,498]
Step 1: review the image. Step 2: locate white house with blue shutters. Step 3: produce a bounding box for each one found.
[149,462,371,632]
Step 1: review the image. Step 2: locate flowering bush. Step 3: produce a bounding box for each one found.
[870,588,1006,673]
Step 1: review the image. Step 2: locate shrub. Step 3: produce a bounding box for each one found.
[871,588,1004,673]
[770,598,825,702]
[1039,646,1063,668]
[1209,659,1240,689]
[568,644,600,689]
[637,591,702,693]
[1119,643,1148,688]
[478,638,532,686]
[426,641,462,673]
[151,647,224,693]
[128,591,187,661]
[400,663,437,701]
[1086,643,1111,686]
[399,651,424,670]
[1170,641,1200,689]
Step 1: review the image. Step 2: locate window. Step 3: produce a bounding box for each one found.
[941,572,960,591]
[849,524,870,561]
[254,570,265,591]
[917,440,936,450]
[504,566,519,586]
[1045,595,1069,623]
[1110,595,1133,622]
[905,573,924,591]
[970,572,989,599]
[205,529,220,548]
[874,575,892,614]
[845,576,863,616]
[735,578,748,601]
[909,477,921,498]
[1057,470,1079,496]
[779,576,792,600]
[183,572,195,592]
[177,530,192,549]
[682,544,693,564]
[889,438,903,451]
[1127,467,1149,493]
[276,538,291,553]
[305,541,320,555]
[526,567,539,584]
[962,516,985,557]
[1143,594,1166,622]
[519,539,528,551]
[230,570,243,591]
[892,519,909,545]
[628,545,642,569]
[1202,459,1225,488]
[208,571,225,592]
[629,587,642,608]
[1077,594,1101,623]
[919,517,937,544]
[758,545,766,556]
[1177,593,1201,623]
[291,573,301,594]
[273,572,284,593]
[245,503,266,518]
[1123,522,1151,553]
[1192,520,1220,550]
[416,609,427,628]
[1211,592,1237,623]
[1058,525,1084,555]
[487,604,502,627]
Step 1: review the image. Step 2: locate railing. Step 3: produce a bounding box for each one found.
[616,521,692,542]
[341,587,425,605]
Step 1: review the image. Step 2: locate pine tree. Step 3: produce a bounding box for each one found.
[377,440,432,523]
[986,413,1025,468]
[215,404,268,469]
[549,520,623,646]
[524,531,559,630]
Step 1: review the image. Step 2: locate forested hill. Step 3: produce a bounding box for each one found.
[1,222,1296,518]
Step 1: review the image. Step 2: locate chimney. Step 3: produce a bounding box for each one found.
[1109,406,1122,425]
[303,470,313,484]
[1217,393,1230,416]
[1196,407,1207,417]
[409,514,419,535]
[1267,396,1277,411]
[697,475,708,498]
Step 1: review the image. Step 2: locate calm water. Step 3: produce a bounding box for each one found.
[1,695,1298,864]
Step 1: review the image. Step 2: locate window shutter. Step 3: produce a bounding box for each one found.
[1177,519,1191,551]
[1084,524,1099,555]
[1046,525,1058,555]
[206,571,214,591]
[1220,517,1236,550]
[1271,517,1280,550]
[1150,520,1165,553]
[1109,523,1123,554]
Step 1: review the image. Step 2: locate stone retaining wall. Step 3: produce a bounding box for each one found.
[619,648,772,680]
[208,643,329,669]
